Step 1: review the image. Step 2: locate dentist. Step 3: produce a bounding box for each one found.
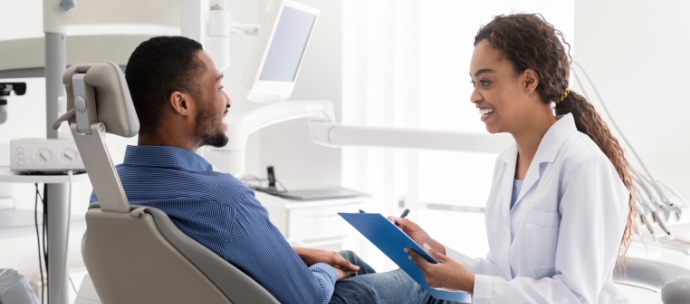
[393,14,635,303]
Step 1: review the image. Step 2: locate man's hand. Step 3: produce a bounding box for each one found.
[334,267,357,281]
[407,243,475,293]
[294,248,361,273]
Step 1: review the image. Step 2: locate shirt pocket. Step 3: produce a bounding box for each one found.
[528,209,561,278]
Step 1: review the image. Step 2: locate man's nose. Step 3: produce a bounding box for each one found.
[224,91,231,108]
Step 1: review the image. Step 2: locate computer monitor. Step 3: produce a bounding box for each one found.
[242,0,319,103]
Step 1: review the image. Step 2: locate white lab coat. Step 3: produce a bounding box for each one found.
[446,114,630,303]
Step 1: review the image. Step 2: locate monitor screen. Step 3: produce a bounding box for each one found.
[259,6,317,82]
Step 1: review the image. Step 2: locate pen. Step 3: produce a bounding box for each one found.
[396,208,410,226]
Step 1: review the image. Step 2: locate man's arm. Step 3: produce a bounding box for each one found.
[294,247,360,275]
[223,188,339,304]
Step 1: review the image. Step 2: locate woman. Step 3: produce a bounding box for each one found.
[394,14,635,303]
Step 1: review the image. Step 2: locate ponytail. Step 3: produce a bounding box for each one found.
[555,91,636,270]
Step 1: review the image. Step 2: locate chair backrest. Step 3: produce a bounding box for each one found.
[82,206,232,304]
[59,62,279,304]
[84,204,279,304]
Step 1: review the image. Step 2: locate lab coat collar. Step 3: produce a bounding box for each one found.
[498,113,577,165]
[528,113,578,164]
[501,113,578,214]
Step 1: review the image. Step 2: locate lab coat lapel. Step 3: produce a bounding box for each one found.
[512,114,578,209]
[494,143,517,279]
[512,156,543,210]
[500,145,518,222]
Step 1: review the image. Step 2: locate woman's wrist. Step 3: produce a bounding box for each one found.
[447,266,475,293]
[430,239,445,255]
[463,273,475,294]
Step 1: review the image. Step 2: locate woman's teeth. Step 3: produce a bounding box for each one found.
[479,108,495,116]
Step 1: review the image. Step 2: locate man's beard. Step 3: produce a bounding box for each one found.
[196,101,229,148]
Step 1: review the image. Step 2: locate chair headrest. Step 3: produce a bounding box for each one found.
[56,62,139,137]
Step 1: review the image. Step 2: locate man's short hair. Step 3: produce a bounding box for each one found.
[125,36,205,134]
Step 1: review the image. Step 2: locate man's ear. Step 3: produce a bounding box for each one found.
[169,91,192,116]
[522,69,539,94]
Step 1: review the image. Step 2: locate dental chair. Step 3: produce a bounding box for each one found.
[615,257,690,304]
[55,62,279,304]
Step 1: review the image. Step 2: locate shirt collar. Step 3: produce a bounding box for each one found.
[123,145,213,172]
[499,113,577,164]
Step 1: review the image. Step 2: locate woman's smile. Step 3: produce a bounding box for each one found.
[478,107,495,122]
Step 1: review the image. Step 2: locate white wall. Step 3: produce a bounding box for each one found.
[573,5,690,301]
[574,0,690,201]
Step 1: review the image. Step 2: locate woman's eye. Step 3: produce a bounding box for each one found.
[470,80,490,87]
[219,86,224,91]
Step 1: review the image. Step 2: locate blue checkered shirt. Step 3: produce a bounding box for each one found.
[90,145,337,304]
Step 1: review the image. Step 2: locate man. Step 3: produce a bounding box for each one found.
[91,36,460,304]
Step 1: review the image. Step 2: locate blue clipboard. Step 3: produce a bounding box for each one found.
[338,212,472,303]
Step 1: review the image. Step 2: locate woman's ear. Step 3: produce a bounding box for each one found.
[169,91,191,117]
[522,69,539,94]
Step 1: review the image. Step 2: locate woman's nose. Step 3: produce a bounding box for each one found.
[470,88,481,104]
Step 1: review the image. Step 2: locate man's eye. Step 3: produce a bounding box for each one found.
[219,86,224,91]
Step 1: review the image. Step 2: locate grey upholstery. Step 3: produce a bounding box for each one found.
[85,204,279,304]
[82,207,231,303]
[61,62,139,137]
[614,257,690,304]
[59,62,279,303]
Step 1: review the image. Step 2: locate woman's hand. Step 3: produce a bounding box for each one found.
[387,216,445,254]
[407,243,475,293]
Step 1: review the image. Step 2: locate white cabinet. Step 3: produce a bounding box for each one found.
[254,191,366,251]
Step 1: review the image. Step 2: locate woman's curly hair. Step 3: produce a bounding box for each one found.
[475,14,635,271]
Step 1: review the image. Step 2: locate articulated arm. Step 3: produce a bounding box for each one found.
[309,121,512,154]
[203,99,512,176]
